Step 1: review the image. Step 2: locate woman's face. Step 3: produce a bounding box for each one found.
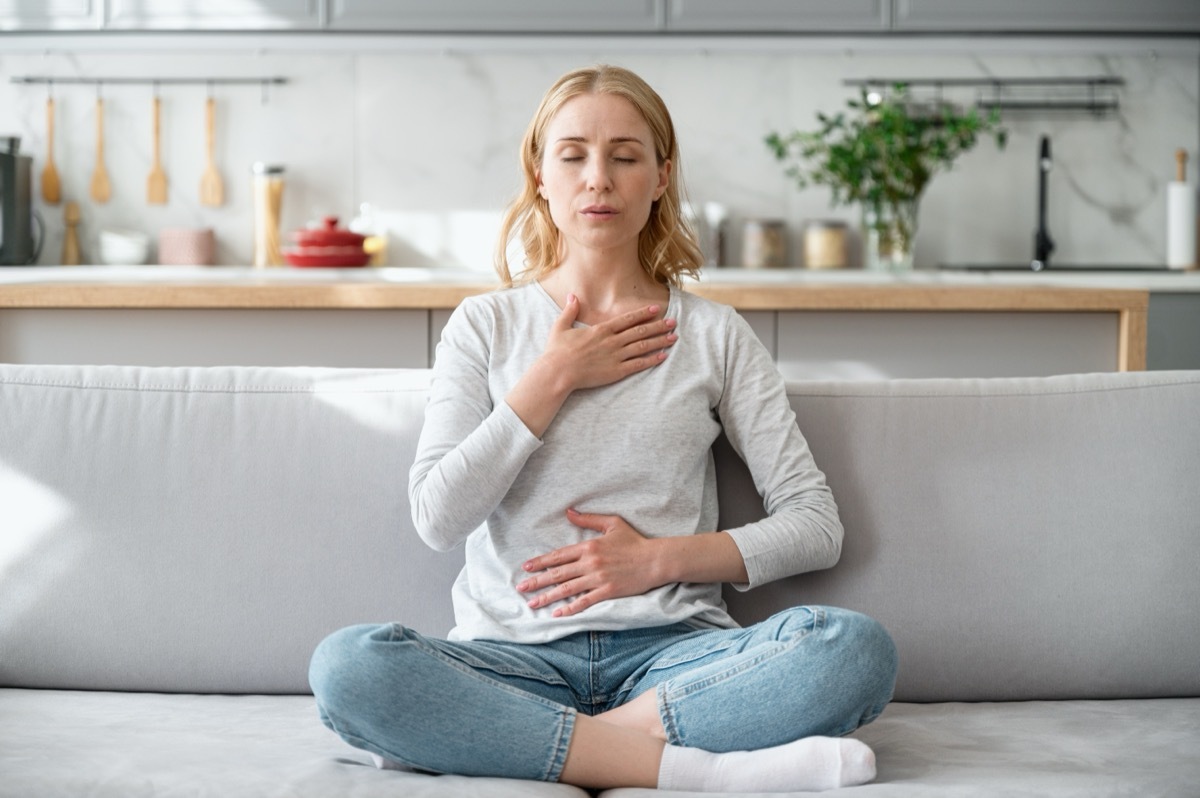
[537,92,670,262]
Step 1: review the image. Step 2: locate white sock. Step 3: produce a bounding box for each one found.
[657,736,876,793]
[369,752,414,772]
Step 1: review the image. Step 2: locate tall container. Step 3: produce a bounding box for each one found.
[251,163,285,267]
[1166,149,1196,270]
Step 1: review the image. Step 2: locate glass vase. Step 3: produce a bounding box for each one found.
[862,199,919,272]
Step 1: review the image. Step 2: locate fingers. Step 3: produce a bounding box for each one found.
[565,507,616,532]
[519,567,605,617]
[604,303,664,334]
[522,576,596,615]
[552,292,580,331]
[520,539,584,577]
[550,592,599,618]
[609,310,677,357]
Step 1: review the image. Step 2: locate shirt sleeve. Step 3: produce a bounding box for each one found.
[716,309,844,589]
[408,299,543,552]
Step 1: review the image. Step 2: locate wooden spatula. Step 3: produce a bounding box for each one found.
[41,96,61,204]
[90,97,111,204]
[199,97,224,207]
[147,96,168,205]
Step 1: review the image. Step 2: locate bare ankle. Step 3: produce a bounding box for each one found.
[595,694,668,742]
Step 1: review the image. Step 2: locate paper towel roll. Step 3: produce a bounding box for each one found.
[1167,182,1196,269]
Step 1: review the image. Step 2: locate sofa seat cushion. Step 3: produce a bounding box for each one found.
[607,698,1200,797]
[4,689,1197,798]
[0,688,587,798]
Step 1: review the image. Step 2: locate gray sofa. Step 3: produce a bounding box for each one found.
[1,363,1198,797]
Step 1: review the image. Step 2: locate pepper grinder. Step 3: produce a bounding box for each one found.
[61,201,81,266]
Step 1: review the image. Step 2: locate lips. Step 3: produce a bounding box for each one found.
[581,205,618,217]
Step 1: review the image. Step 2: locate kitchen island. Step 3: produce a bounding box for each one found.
[0,266,1175,378]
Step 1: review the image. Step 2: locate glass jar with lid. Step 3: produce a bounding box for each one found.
[802,219,848,270]
[251,163,285,268]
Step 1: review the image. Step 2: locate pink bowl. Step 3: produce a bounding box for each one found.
[158,228,215,266]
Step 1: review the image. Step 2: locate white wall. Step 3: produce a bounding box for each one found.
[1,34,1196,270]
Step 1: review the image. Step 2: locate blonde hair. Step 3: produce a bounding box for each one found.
[494,64,703,288]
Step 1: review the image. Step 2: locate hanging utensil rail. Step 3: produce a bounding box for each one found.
[10,76,287,86]
[843,76,1123,116]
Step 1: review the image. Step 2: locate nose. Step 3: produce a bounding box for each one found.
[585,156,613,192]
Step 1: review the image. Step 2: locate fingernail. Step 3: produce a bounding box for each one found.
[648,305,660,314]
[516,581,528,591]
[667,333,678,342]
[567,293,577,304]
[665,318,676,328]
[523,561,534,570]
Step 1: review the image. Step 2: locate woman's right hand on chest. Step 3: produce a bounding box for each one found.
[543,293,677,393]
[506,294,677,438]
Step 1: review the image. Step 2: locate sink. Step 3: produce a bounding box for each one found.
[939,263,1172,273]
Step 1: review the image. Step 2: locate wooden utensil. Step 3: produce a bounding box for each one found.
[41,96,61,204]
[90,97,112,203]
[199,97,224,206]
[147,96,168,205]
[61,201,81,265]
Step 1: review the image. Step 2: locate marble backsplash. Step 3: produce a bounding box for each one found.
[1,35,1196,270]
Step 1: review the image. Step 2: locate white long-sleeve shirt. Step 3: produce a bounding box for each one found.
[409,281,843,643]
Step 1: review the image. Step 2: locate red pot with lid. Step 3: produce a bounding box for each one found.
[283,216,370,267]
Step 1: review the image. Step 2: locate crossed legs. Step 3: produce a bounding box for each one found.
[310,607,897,791]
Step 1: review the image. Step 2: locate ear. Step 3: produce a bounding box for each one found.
[536,174,548,200]
[653,159,672,201]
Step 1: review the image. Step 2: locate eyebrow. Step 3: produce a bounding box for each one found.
[555,136,647,145]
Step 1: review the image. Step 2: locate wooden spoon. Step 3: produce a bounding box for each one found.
[41,96,61,204]
[199,97,224,206]
[90,97,112,204]
[147,96,168,205]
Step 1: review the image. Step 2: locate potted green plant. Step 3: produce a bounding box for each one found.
[766,86,1007,271]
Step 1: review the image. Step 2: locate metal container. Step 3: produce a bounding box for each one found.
[803,219,848,270]
[0,136,43,266]
[741,218,787,269]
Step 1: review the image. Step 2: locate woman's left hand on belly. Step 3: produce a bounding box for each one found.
[516,509,667,618]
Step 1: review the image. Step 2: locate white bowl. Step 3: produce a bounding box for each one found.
[99,229,151,266]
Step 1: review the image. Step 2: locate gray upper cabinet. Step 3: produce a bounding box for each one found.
[3,0,1196,36]
[105,0,322,30]
[0,0,103,30]
[893,0,1200,33]
[666,0,890,32]
[328,0,663,32]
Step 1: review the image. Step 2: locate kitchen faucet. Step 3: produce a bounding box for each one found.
[1032,135,1055,271]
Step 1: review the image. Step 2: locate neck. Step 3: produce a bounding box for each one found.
[541,249,668,321]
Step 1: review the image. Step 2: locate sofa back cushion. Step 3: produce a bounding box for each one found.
[720,371,1200,702]
[2,365,1198,701]
[0,365,461,693]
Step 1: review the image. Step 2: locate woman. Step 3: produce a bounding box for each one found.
[310,64,897,793]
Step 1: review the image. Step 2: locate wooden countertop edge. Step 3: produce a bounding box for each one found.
[0,281,1148,312]
[688,284,1148,312]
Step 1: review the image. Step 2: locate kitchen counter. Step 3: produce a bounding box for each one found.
[0,266,1165,375]
[0,265,1173,306]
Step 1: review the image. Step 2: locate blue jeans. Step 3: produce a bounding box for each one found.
[309,606,897,782]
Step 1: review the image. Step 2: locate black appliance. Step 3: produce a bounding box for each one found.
[0,136,45,266]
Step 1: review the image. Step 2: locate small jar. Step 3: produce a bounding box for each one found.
[741,219,787,269]
[251,163,285,268]
[802,220,848,270]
